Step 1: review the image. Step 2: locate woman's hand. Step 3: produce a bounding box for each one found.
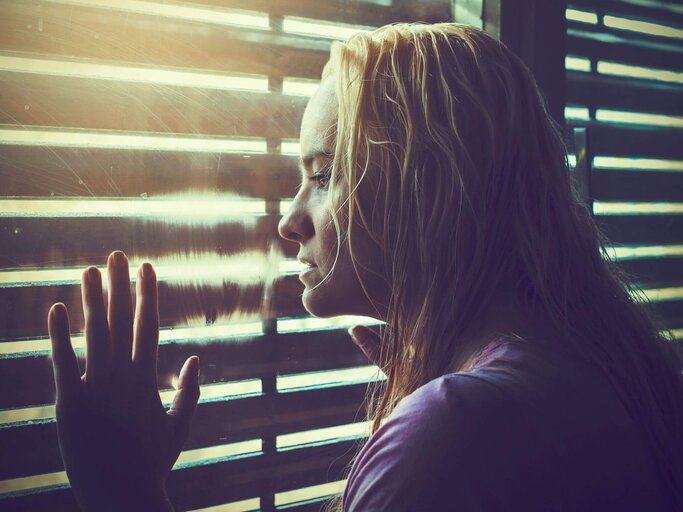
[348,325,385,371]
[48,251,200,512]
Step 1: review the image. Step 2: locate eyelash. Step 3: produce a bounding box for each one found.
[309,169,331,189]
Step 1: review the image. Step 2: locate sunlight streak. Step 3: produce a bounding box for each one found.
[637,286,683,303]
[596,109,683,128]
[0,197,266,219]
[283,78,321,96]
[0,129,267,153]
[277,421,371,449]
[604,15,683,40]
[0,253,290,289]
[0,379,263,426]
[277,315,381,333]
[565,106,590,121]
[598,61,683,85]
[604,245,683,260]
[43,0,269,29]
[565,55,591,72]
[593,157,683,171]
[566,9,598,24]
[280,140,301,156]
[0,321,264,356]
[0,55,269,91]
[274,480,346,507]
[277,365,383,392]
[593,202,683,215]
[0,440,262,495]
[282,16,373,39]
[162,380,262,406]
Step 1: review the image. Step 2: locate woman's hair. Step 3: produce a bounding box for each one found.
[319,22,682,510]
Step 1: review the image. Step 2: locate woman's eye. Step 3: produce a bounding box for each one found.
[310,171,330,189]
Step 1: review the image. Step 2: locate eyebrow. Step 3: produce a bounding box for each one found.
[298,149,334,173]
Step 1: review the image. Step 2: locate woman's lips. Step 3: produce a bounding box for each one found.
[299,265,317,281]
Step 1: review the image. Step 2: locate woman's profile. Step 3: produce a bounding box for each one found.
[47,23,682,511]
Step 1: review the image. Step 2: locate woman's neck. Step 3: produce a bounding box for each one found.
[450,290,558,373]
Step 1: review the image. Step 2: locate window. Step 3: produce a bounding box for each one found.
[565,0,683,341]
[0,1,451,510]
[3,1,680,510]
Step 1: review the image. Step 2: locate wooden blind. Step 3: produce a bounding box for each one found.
[0,1,451,511]
[565,0,683,340]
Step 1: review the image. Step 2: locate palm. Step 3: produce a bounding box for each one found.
[48,252,199,511]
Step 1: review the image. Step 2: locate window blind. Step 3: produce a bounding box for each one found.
[565,0,683,340]
[0,1,451,511]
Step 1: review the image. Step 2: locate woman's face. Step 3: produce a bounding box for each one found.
[278,77,388,319]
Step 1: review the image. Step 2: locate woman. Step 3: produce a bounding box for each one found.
[48,23,682,511]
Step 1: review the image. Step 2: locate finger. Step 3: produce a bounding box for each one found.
[48,303,81,405]
[348,325,383,366]
[132,263,159,387]
[167,356,201,443]
[82,266,111,388]
[107,251,133,368]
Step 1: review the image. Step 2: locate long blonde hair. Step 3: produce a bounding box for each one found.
[321,23,682,510]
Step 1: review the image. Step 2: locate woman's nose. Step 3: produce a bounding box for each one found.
[278,199,313,243]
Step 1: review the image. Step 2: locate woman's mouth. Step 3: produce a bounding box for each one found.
[299,265,317,281]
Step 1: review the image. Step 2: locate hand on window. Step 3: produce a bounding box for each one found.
[47,251,200,512]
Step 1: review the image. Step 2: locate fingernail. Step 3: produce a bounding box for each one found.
[141,262,153,278]
[87,266,99,284]
[52,303,66,319]
[112,251,126,268]
[348,327,360,343]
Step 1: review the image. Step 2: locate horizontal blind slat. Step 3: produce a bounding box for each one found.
[617,257,683,290]
[0,1,331,79]
[0,148,300,200]
[596,215,683,245]
[568,0,683,29]
[0,275,307,339]
[0,440,358,511]
[0,216,294,269]
[567,123,683,159]
[567,27,683,72]
[181,0,451,26]
[591,170,683,202]
[566,71,683,116]
[0,381,372,480]
[0,71,308,139]
[0,329,371,408]
[567,17,683,47]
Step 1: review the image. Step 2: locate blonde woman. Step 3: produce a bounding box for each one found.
[48,23,682,511]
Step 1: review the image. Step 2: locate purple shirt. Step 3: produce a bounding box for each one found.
[343,339,665,511]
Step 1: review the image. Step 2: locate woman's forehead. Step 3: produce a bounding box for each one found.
[300,77,337,158]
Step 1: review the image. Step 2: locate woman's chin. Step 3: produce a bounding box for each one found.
[301,288,339,318]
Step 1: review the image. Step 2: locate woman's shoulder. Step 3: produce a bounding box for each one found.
[394,337,644,454]
[343,342,540,510]
[343,338,665,511]
[390,337,572,426]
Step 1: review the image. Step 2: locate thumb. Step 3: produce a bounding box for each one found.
[348,325,383,367]
[168,356,201,442]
